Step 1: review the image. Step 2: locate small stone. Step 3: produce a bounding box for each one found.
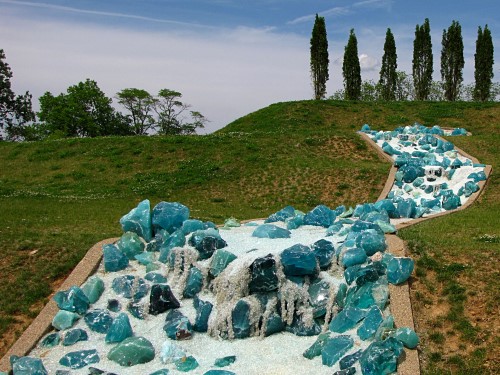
[357,305,383,340]
[160,341,186,364]
[188,229,227,260]
[321,335,354,366]
[105,313,133,343]
[149,284,180,315]
[174,356,199,372]
[311,239,335,269]
[152,201,190,233]
[387,257,414,284]
[84,309,113,334]
[193,296,213,332]
[11,356,48,375]
[204,371,236,375]
[62,328,88,346]
[145,272,168,284]
[231,299,251,339]
[341,247,367,268]
[103,244,129,272]
[107,336,155,366]
[53,286,90,315]
[264,313,285,336]
[249,254,279,293]
[333,368,356,375]
[210,249,237,277]
[183,267,204,298]
[59,349,100,369]
[308,278,330,318]
[40,332,61,348]
[120,199,152,242]
[164,309,193,340]
[52,310,80,330]
[111,275,150,300]
[393,327,419,348]
[214,355,236,367]
[280,244,318,277]
[339,349,363,369]
[252,224,291,239]
[127,301,147,319]
[303,332,331,359]
[81,276,105,304]
[329,306,368,333]
[107,299,121,312]
[359,337,404,374]
[149,370,170,375]
[117,232,145,259]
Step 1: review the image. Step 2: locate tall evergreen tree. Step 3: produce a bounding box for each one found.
[441,20,464,101]
[412,18,433,100]
[379,28,398,101]
[343,29,361,100]
[474,25,494,101]
[310,14,329,100]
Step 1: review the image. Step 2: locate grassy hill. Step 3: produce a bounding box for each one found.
[0,100,499,373]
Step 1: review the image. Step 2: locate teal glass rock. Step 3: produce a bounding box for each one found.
[174,356,198,372]
[103,244,129,272]
[333,367,356,375]
[223,217,241,228]
[59,349,100,369]
[361,123,371,132]
[374,220,396,234]
[160,340,186,364]
[303,332,331,359]
[214,355,236,367]
[150,370,170,375]
[335,283,348,309]
[357,305,383,340]
[105,312,133,343]
[135,251,156,265]
[394,327,419,348]
[359,337,404,374]
[193,296,213,332]
[164,309,193,340]
[107,299,121,312]
[144,272,167,284]
[339,349,363,369]
[252,224,291,239]
[107,336,155,366]
[351,220,383,234]
[341,247,367,268]
[149,284,180,315]
[181,219,205,235]
[467,171,486,182]
[396,198,417,218]
[285,212,305,230]
[210,249,237,277]
[442,192,461,210]
[188,229,227,260]
[345,280,389,310]
[326,222,343,236]
[356,229,387,256]
[53,286,90,315]
[11,356,48,375]
[312,239,335,269]
[52,310,80,330]
[204,371,236,375]
[127,301,146,320]
[344,264,379,286]
[387,257,414,284]
[84,309,113,334]
[304,205,336,227]
[285,314,321,336]
[375,315,396,341]
[183,267,204,298]
[81,276,105,304]
[232,299,251,338]
[152,201,190,234]
[329,306,368,333]
[117,232,145,260]
[112,275,150,300]
[321,335,354,367]
[159,230,186,263]
[41,332,60,348]
[264,313,285,336]
[280,244,318,277]
[62,328,88,346]
[146,262,162,272]
[249,254,279,293]
[265,205,295,223]
[120,199,152,242]
[308,278,330,318]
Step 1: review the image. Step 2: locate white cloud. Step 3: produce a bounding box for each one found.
[287,7,350,25]
[353,0,393,10]
[359,53,379,71]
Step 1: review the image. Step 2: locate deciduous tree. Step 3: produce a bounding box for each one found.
[441,20,464,101]
[412,19,433,100]
[310,14,329,100]
[343,29,361,100]
[379,28,398,101]
[116,88,155,135]
[474,25,494,101]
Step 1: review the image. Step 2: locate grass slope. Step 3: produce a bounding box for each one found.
[0,100,499,374]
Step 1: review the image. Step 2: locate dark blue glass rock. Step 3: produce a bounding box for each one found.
[387,257,414,284]
[333,368,356,375]
[159,230,186,263]
[308,278,331,318]
[285,314,321,336]
[59,349,100,369]
[193,296,213,332]
[210,249,237,277]
[339,349,363,369]
[321,335,354,366]
[357,305,383,340]
[84,309,113,334]
[103,244,129,272]
[112,275,149,300]
[304,205,336,227]
[149,284,180,315]
[120,199,152,242]
[280,244,318,277]
[41,332,61,348]
[11,356,48,375]
[252,224,291,239]
[232,299,251,339]
[145,272,168,284]
[81,276,105,304]
[164,309,193,340]
[341,247,367,268]
[214,355,237,367]
[265,205,296,223]
[344,264,380,286]
[188,229,227,260]
[107,299,121,312]
[105,312,133,343]
[62,328,88,346]
[117,232,145,260]
[312,239,335,269]
[329,306,368,333]
[264,313,285,337]
[127,301,146,320]
[107,336,155,366]
[183,267,204,298]
[335,283,348,309]
[359,337,404,374]
[249,254,279,293]
[53,286,90,315]
[152,201,190,234]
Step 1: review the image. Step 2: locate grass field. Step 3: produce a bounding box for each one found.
[0,100,498,374]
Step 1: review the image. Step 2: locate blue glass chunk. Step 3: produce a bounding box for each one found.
[105,312,133,343]
[281,244,318,277]
[81,276,105,304]
[181,219,205,235]
[152,201,190,234]
[107,336,155,366]
[394,327,419,348]
[308,278,331,318]
[359,337,404,374]
[159,230,186,263]
[144,272,168,284]
[135,252,155,265]
[127,301,147,320]
[210,249,237,277]
[103,244,129,272]
[231,299,251,339]
[10,356,48,375]
[174,356,198,372]
[356,229,387,256]
[249,254,279,293]
[265,205,296,223]
[159,340,186,364]
[339,349,363,369]
[387,257,414,284]
[264,313,285,337]
[52,310,80,330]
[396,198,417,218]
[120,199,152,242]
[149,370,170,375]
[214,355,236,368]
[285,212,304,230]
[357,305,383,340]
[204,370,236,375]
[149,284,180,315]
[321,335,354,367]
[107,299,121,312]
[285,314,321,336]
[84,309,113,334]
[193,296,213,332]
[112,275,150,300]
[188,229,227,260]
[41,332,61,348]
[304,205,336,227]
[59,349,100,369]
[164,309,193,340]
[117,232,145,259]
[62,328,88,346]
[303,332,331,359]
[312,239,335,269]
[183,267,204,298]
[329,306,368,333]
[252,224,291,239]
[53,286,90,315]
[341,247,367,268]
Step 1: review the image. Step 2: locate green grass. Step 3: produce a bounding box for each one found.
[0,100,499,373]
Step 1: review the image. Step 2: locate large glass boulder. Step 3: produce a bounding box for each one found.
[341,247,367,268]
[248,254,279,293]
[308,278,331,318]
[103,244,129,272]
[396,198,417,218]
[355,229,386,256]
[442,192,461,210]
[164,309,193,340]
[264,313,285,337]
[386,257,414,284]
[117,232,145,260]
[53,286,90,315]
[119,199,152,242]
[188,229,227,260]
[357,305,383,340]
[59,350,99,369]
[359,337,404,374]
[280,244,318,277]
[107,336,155,366]
[304,205,336,227]
[152,202,190,234]
[285,212,304,230]
[149,284,180,315]
[181,219,205,235]
[393,327,419,349]
[329,306,368,333]
[252,224,291,239]
[321,335,354,367]
[345,280,389,310]
[311,239,335,269]
[265,205,296,223]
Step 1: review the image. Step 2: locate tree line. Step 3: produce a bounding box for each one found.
[0,49,207,141]
[310,16,495,102]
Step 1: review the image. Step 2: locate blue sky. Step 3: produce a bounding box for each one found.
[1,0,499,132]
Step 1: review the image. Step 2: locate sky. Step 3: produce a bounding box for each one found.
[1,0,499,133]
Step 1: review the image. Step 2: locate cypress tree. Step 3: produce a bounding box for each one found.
[310,14,329,100]
[474,25,494,101]
[441,20,464,101]
[343,29,361,100]
[412,18,433,100]
[379,28,398,101]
